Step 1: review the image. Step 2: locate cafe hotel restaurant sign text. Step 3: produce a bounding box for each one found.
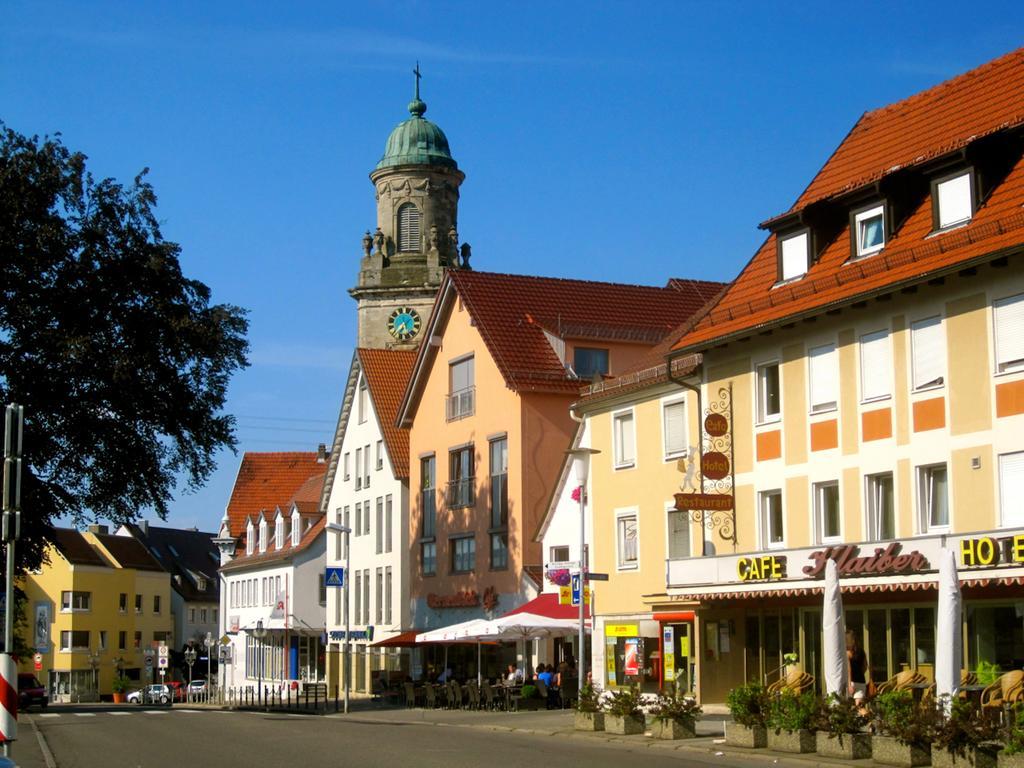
[735,533,1024,583]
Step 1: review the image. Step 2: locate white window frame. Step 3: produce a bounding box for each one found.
[612,409,637,470]
[994,293,1024,375]
[661,397,688,460]
[853,204,886,257]
[935,170,974,230]
[245,522,254,555]
[291,510,301,546]
[859,329,892,403]
[865,472,896,541]
[258,518,267,553]
[343,452,350,481]
[813,480,842,544]
[756,361,781,424]
[60,591,91,612]
[665,501,691,560]
[999,451,1024,528]
[808,343,838,414]
[615,509,639,570]
[549,545,570,564]
[376,440,384,471]
[759,489,785,549]
[357,377,369,424]
[778,229,810,282]
[911,316,945,391]
[274,514,284,550]
[917,463,950,532]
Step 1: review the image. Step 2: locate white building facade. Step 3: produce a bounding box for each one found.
[322,349,413,694]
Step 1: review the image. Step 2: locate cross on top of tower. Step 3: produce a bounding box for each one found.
[413,61,422,100]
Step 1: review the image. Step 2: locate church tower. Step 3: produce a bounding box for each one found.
[350,67,469,348]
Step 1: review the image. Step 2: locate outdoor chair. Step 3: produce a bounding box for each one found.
[559,678,578,709]
[448,681,464,709]
[424,684,440,709]
[481,681,497,710]
[535,678,549,700]
[465,682,480,710]
[404,682,417,708]
[875,669,927,695]
[767,669,814,695]
[981,670,1024,712]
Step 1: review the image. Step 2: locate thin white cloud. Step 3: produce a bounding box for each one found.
[249,341,350,372]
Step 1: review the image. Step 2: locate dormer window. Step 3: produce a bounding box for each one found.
[397,203,421,252]
[933,170,974,230]
[245,521,254,555]
[853,204,885,257]
[291,512,301,546]
[274,517,284,549]
[778,230,810,282]
[258,518,267,553]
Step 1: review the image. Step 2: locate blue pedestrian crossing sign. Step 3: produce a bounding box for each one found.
[571,573,581,606]
[325,567,345,587]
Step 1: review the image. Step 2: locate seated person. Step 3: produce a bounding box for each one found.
[537,664,554,688]
[437,667,453,684]
[505,664,521,684]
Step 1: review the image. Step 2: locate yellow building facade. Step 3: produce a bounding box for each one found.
[19,527,172,701]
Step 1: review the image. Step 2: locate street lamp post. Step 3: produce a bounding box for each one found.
[566,448,600,695]
[184,646,197,686]
[252,620,267,708]
[203,632,214,691]
[326,522,351,714]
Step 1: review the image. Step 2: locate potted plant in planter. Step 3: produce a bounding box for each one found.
[725,682,768,748]
[932,696,1001,768]
[871,689,938,767]
[813,694,872,759]
[649,686,702,740]
[602,685,645,735]
[518,684,543,711]
[766,690,818,753]
[1000,704,1024,768]
[111,675,130,704]
[574,682,605,732]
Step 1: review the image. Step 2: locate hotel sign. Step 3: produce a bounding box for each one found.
[960,534,1024,567]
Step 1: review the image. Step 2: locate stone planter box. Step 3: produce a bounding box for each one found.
[724,722,767,748]
[933,745,1000,768]
[998,750,1024,768]
[574,711,605,731]
[651,718,697,740]
[816,731,872,760]
[873,735,932,767]
[768,729,816,753]
[604,713,645,735]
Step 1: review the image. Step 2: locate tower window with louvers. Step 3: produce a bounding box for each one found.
[398,203,421,252]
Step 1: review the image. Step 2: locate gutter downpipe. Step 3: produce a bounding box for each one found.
[667,352,705,580]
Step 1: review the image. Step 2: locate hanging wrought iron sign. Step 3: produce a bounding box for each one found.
[673,383,737,547]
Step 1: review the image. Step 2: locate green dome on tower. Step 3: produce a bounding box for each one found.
[375,68,458,171]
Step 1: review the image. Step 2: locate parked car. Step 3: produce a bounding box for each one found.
[17,673,47,710]
[166,681,185,701]
[187,680,207,695]
[126,684,171,704]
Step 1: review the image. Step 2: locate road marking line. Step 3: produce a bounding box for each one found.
[142,710,168,715]
[109,711,132,716]
[74,713,96,717]
[175,709,203,713]
[38,713,60,718]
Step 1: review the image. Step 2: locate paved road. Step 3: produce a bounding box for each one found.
[15,706,777,768]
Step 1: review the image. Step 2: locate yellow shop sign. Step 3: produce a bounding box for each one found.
[736,555,786,582]
[605,624,639,637]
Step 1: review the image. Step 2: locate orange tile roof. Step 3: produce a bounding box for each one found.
[447,270,724,393]
[224,452,326,539]
[675,52,1024,353]
[357,348,416,479]
[771,47,1024,221]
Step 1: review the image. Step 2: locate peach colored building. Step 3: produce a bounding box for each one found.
[396,269,723,655]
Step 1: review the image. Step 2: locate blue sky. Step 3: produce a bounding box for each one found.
[3,2,1022,533]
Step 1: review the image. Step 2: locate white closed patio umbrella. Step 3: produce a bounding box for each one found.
[935,547,963,703]
[823,558,849,698]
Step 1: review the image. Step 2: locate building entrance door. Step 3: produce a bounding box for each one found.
[662,623,694,693]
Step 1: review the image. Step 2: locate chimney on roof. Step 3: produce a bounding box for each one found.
[87,524,108,535]
[317,443,327,463]
[139,520,149,536]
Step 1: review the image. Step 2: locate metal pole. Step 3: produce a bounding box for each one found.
[577,490,585,695]
[344,528,350,714]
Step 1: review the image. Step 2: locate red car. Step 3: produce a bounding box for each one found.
[17,673,47,710]
[166,681,186,702]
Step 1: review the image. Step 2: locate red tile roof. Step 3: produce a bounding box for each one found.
[770,47,1024,221]
[357,348,416,479]
[674,52,1024,354]
[224,452,326,539]
[447,270,724,394]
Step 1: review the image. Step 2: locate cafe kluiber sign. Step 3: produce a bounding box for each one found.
[667,529,1024,590]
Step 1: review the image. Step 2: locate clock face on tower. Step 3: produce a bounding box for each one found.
[387,306,421,341]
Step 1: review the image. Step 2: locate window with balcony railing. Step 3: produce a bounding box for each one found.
[446,386,475,421]
[447,356,475,420]
[448,446,475,508]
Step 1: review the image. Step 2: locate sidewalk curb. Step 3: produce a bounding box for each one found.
[26,715,57,768]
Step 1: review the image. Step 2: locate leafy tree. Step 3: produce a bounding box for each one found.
[0,123,249,571]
